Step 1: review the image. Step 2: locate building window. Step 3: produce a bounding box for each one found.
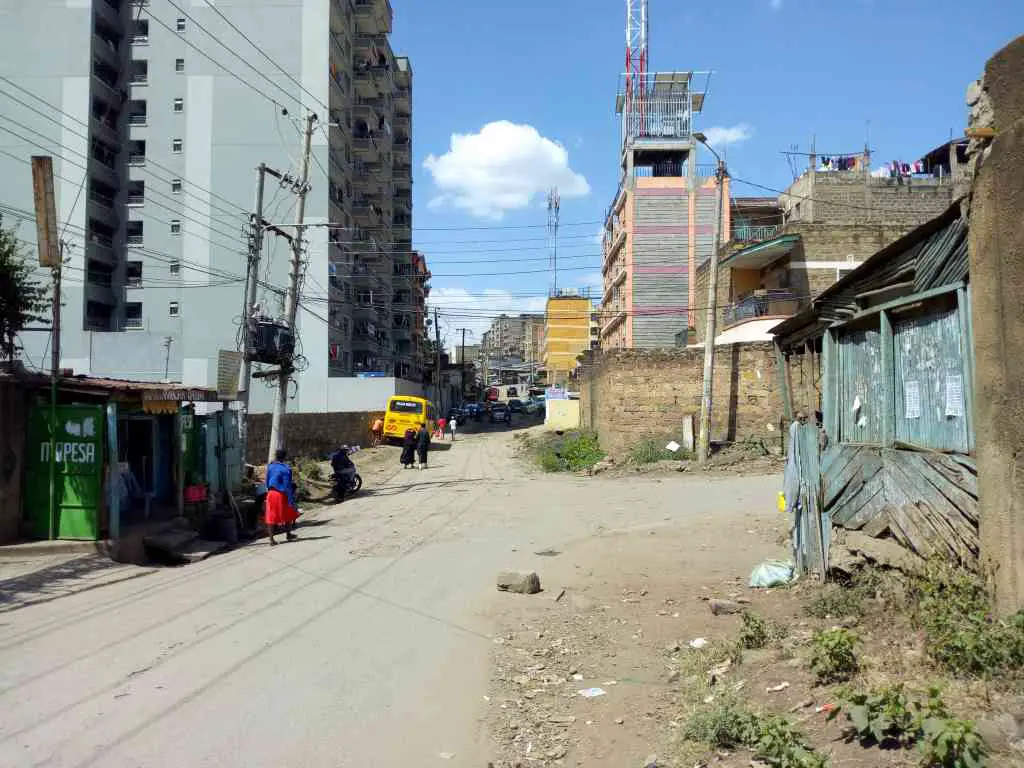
[175,58,185,73]
[169,260,181,275]
[126,261,142,287]
[176,17,186,32]
[173,97,184,113]
[169,301,180,317]
[172,138,183,153]
[171,178,182,193]
[170,219,182,235]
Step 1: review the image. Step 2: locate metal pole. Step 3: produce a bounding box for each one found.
[460,327,467,402]
[434,308,442,413]
[47,241,63,540]
[268,113,316,464]
[239,163,267,463]
[697,158,726,464]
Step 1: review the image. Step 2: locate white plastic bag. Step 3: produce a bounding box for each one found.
[749,560,795,588]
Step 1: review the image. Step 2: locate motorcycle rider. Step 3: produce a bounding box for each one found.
[330,445,357,501]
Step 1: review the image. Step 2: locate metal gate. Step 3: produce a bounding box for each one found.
[24,404,105,540]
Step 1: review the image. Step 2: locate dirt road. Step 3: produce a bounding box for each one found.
[0,427,784,767]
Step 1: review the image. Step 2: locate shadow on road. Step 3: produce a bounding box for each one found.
[0,554,152,613]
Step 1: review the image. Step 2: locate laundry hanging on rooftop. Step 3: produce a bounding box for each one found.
[818,154,863,172]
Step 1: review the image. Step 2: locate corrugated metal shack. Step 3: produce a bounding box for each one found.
[772,204,977,572]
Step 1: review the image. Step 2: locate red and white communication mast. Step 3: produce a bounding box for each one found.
[624,0,649,129]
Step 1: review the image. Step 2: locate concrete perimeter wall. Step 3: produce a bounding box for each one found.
[247,411,384,464]
[579,344,784,457]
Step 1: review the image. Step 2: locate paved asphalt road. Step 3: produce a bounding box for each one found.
[0,427,779,767]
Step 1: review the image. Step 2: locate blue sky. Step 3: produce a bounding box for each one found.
[390,0,1022,345]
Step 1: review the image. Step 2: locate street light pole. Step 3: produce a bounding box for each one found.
[695,132,727,464]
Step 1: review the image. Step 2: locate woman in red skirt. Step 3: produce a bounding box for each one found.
[265,449,299,545]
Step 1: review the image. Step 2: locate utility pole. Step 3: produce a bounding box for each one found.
[162,335,173,380]
[239,163,267,460]
[457,327,469,402]
[434,308,443,413]
[267,112,316,463]
[696,145,727,464]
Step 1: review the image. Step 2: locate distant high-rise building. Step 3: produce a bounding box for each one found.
[0,0,419,412]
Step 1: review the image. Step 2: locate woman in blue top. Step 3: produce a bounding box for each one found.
[265,449,299,545]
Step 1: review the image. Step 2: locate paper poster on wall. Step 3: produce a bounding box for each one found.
[945,373,964,417]
[904,380,921,419]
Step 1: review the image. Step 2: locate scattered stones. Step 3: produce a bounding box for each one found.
[789,699,814,713]
[664,642,681,654]
[497,570,542,595]
[765,681,791,693]
[615,717,625,725]
[708,598,744,615]
[667,669,680,684]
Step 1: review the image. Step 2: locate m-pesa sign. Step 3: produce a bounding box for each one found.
[39,441,97,464]
[38,414,99,464]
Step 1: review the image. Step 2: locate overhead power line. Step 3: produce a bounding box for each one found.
[196,0,330,114]
[0,75,249,216]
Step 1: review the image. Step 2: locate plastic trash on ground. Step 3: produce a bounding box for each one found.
[749,559,796,588]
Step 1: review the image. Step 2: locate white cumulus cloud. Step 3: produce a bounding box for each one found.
[701,123,755,147]
[423,121,591,219]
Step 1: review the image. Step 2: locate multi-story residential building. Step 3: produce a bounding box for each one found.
[692,141,966,346]
[599,71,727,350]
[0,0,418,414]
[481,314,544,363]
[543,295,593,386]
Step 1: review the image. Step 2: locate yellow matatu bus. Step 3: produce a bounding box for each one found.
[382,395,437,441]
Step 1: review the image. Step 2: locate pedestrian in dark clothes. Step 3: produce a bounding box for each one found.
[400,428,416,468]
[416,423,430,469]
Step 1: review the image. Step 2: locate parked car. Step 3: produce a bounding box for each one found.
[523,400,540,415]
[464,403,483,420]
[490,402,511,423]
[508,398,523,413]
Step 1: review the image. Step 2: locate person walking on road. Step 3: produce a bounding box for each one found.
[264,449,298,545]
[435,416,447,440]
[400,428,416,469]
[370,417,384,447]
[449,416,458,442]
[416,423,431,469]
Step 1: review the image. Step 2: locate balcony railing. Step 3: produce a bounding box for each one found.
[730,224,779,244]
[723,290,801,327]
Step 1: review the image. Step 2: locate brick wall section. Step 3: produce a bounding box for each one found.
[247,410,384,464]
[782,171,955,226]
[579,345,783,457]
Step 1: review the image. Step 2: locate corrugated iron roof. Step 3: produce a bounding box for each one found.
[2,370,224,402]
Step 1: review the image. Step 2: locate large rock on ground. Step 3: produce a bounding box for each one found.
[496,570,541,594]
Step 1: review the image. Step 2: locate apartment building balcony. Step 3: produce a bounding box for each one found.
[91,70,121,110]
[353,133,380,158]
[90,112,120,147]
[354,33,387,52]
[86,187,117,224]
[86,231,117,267]
[393,160,412,177]
[730,224,779,245]
[354,63,392,98]
[354,0,393,35]
[84,279,117,308]
[393,135,410,160]
[603,225,627,266]
[394,190,411,214]
[352,199,383,226]
[93,32,121,70]
[89,142,119,188]
[94,0,124,36]
[722,289,801,329]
